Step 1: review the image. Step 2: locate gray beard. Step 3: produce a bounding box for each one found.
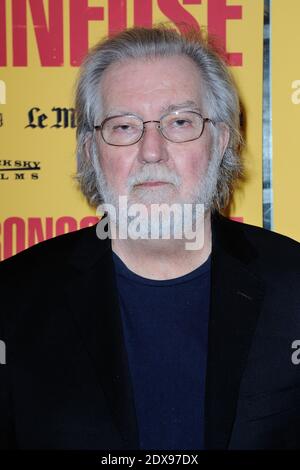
[91,140,220,239]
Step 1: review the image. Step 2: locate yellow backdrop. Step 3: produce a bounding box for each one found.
[272,0,300,241]
[0,0,265,260]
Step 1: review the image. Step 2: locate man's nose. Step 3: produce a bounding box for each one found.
[137,122,169,164]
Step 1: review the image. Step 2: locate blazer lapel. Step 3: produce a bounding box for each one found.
[64,223,139,449]
[204,213,265,449]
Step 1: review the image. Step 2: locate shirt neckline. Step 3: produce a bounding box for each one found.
[112,250,211,287]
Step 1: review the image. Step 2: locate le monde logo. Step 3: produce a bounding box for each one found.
[0,160,40,181]
[26,107,76,129]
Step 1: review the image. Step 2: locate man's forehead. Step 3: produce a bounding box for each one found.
[100,56,205,118]
[104,100,202,118]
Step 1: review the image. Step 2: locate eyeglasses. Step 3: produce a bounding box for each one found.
[94,110,215,146]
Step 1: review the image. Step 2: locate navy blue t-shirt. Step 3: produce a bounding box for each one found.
[112,251,211,450]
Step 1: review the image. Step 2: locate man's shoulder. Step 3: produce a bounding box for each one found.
[217,214,300,271]
[236,218,298,249]
[0,223,103,279]
[225,215,299,245]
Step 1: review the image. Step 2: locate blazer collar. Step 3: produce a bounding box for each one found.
[65,212,265,450]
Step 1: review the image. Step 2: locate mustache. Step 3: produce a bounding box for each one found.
[126,165,181,190]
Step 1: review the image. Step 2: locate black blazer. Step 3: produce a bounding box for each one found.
[0,212,300,450]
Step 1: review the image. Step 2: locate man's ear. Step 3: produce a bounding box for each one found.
[217,123,230,162]
[83,134,93,162]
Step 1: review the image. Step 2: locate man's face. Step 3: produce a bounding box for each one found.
[92,56,228,235]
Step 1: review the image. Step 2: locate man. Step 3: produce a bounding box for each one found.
[0,26,300,450]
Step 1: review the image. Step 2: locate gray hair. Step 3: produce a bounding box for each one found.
[74,25,244,211]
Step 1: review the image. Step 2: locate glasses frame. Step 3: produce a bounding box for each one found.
[94,110,216,146]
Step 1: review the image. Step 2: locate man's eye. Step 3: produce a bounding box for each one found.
[171,119,192,127]
[113,124,130,130]
[112,124,137,133]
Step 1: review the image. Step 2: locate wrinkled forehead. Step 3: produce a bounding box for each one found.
[98,56,207,118]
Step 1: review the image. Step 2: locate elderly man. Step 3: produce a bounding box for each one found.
[0,26,300,451]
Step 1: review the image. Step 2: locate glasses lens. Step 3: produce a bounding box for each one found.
[161,111,204,142]
[102,115,143,145]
